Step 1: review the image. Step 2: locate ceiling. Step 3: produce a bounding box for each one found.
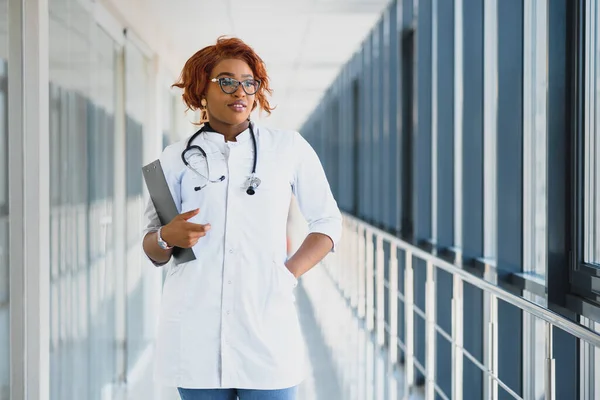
[146,0,392,131]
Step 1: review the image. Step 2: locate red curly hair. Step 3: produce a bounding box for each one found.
[172,36,274,115]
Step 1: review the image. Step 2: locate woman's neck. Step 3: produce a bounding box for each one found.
[206,120,250,142]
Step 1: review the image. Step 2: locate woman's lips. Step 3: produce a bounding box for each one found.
[229,104,246,112]
[228,104,246,112]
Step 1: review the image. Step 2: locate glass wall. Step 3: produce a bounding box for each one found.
[48,0,119,398]
[584,1,600,267]
[0,0,8,397]
[300,0,597,398]
[0,0,189,396]
[125,40,149,370]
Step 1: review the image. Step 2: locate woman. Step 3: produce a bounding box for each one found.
[142,37,342,400]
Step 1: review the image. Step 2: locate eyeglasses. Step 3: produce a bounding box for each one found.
[210,77,261,95]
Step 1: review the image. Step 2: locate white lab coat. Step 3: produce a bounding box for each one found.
[142,124,342,390]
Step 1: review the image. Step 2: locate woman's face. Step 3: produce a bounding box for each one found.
[204,58,257,128]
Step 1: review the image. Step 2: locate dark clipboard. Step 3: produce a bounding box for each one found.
[142,159,196,265]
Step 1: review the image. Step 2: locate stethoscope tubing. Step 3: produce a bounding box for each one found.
[181,122,259,194]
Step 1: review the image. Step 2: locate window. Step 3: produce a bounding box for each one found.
[0,2,8,397]
[124,38,150,370]
[48,2,120,396]
[522,0,548,280]
[572,0,600,303]
[583,1,600,267]
[400,27,415,237]
[522,2,548,398]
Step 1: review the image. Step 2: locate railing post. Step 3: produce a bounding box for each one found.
[389,244,399,365]
[376,235,385,346]
[343,220,350,299]
[425,261,436,400]
[452,275,463,400]
[350,220,359,309]
[338,219,345,296]
[545,322,555,400]
[484,292,498,400]
[358,225,366,319]
[366,229,375,332]
[404,251,415,399]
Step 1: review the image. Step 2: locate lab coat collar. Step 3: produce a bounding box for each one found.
[202,123,251,145]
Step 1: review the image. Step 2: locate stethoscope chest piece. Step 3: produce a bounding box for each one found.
[245,175,261,195]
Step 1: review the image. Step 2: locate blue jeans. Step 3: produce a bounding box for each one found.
[177,386,297,400]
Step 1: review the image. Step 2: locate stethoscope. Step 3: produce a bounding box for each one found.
[181,121,261,195]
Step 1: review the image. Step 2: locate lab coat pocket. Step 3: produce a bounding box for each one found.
[161,260,195,319]
[272,257,298,290]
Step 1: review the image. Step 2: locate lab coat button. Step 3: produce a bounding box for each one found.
[229,249,234,254]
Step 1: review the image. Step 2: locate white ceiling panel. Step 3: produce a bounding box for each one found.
[146,0,391,131]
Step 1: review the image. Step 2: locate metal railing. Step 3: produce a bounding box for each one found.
[320,213,600,400]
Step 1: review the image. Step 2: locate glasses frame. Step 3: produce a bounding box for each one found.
[210,77,261,95]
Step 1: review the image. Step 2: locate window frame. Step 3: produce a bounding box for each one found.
[569,0,600,309]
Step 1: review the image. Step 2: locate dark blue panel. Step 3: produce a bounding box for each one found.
[341,82,349,211]
[403,0,414,28]
[436,269,453,334]
[359,47,369,219]
[497,2,524,397]
[547,0,571,305]
[414,311,426,384]
[497,0,524,274]
[352,78,361,214]
[463,282,483,399]
[372,28,382,226]
[400,28,415,236]
[436,333,452,399]
[462,0,484,259]
[379,20,390,229]
[365,45,373,221]
[435,269,453,397]
[497,301,522,399]
[333,99,341,199]
[389,4,400,234]
[554,327,578,399]
[435,2,455,391]
[366,38,375,223]
[436,0,455,248]
[415,0,432,240]
[342,77,352,212]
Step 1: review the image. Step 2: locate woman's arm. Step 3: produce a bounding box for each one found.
[142,208,211,265]
[143,231,174,265]
[285,232,333,278]
[289,131,343,278]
